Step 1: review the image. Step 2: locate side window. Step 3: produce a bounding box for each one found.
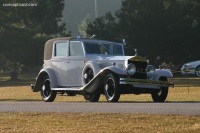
[54,42,67,57]
[70,41,84,56]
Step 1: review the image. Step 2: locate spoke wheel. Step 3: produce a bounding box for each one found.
[40,76,56,102]
[84,68,94,84]
[104,73,120,102]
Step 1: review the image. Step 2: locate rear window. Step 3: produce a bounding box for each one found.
[54,42,67,57]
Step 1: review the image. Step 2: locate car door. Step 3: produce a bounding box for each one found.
[50,41,69,86]
[65,41,86,87]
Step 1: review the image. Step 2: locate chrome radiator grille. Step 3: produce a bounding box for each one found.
[128,61,147,79]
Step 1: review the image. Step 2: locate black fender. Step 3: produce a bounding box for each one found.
[102,66,127,76]
[32,67,58,92]
[81,66,128,94]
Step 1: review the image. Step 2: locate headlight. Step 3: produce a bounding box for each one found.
[146,65,155,77]
[126,63,136,75]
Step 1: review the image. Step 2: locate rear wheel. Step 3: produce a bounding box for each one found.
[40,76,57,102]
[82,65,100,102]
[151,77,168,102]
[104,73,120,102]
[84,93,100,102]
[66,92,76,96]
[83,68,94,84]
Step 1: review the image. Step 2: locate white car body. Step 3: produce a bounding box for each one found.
[181,60,200,77]
[31,37,174,102]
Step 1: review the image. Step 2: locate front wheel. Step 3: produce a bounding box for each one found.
[40,76,57,102]
[104,73,120,102]
[151,77,168,102]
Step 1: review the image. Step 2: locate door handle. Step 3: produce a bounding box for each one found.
[66,60,70,63]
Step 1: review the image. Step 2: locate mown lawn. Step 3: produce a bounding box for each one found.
[0,74,200,102]
[0,74,200,133]
[0,112,200,133]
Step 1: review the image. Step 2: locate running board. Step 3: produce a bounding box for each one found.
[51,87,81,91]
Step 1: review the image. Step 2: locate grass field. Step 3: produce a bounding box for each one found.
[0,74,200,132]
[0,112,200,133]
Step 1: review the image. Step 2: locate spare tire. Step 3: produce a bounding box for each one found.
[82,61,100,85]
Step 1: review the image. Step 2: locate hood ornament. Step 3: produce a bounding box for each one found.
[134,49,138,56]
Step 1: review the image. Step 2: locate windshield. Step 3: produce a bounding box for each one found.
[84,42,124,56]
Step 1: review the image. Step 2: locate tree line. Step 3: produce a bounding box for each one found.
[0,0,70,80]
[0,0,200,79]
[86,0,200,66]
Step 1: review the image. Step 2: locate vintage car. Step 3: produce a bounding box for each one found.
[181,60,200,77]
[31,37,174,102]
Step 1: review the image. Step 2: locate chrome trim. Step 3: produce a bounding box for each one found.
[120,78,174,88]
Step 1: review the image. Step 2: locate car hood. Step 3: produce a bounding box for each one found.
[86,55,147,62]
[184,60,200,67]
[86,55,147,69]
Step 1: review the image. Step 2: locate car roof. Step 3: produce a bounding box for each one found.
[44,37,121,60]
[81,39,114,44]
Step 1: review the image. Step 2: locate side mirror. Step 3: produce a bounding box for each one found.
[134,49,137,56]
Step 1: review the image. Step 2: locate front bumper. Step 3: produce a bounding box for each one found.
[119,78,174,89]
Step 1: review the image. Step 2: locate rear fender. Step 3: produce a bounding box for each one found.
[32,67,58,92]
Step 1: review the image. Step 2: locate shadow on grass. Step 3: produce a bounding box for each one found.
[0,99,200,103]
[0,74,36,87]
[0,81,33,87]
[117,101,200,103]
[0,99,41,102]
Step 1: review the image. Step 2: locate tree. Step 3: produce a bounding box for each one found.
[86,12,118,40]
[86,0,200,65]
[79,14,91,37]
[0,0,70,79]
[0,54,23,80]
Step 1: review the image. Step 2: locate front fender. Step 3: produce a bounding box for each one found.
[102,66,127,75]
[152,69,173,80]
[81,66,127,94]
[32,67,58,92]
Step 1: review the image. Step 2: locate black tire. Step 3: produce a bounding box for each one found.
[83,67,94,84]
[40,76,57,102]
[66,92,76,96]
[82,62,100,85]
[151,77,168,102]
[82,63,100,102]
[195,65,200,77]
[104,73,120,102]
[84,93,100,102]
